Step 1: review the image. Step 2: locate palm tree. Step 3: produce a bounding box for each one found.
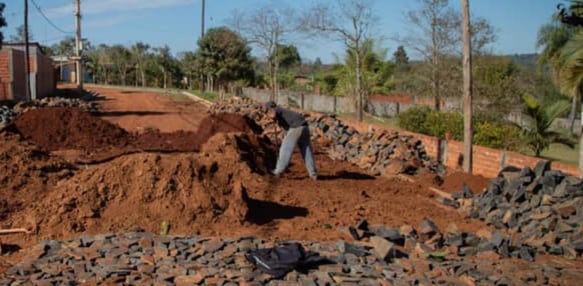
[521,94,575,157]
[536,18,578,133]
[559,30,583,176]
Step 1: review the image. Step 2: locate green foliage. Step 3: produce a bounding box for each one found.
[397,107,463,140]
[320,73,339,95]
[397,106,432,135]
[270,44,301,70]
[392,45,409,70]
[333,39,395,98]
[473,55,522,114]
[196,27,254,91]
[398,107,525,151]
[521,94,575,156]
[424,111,463,140]
[473,121,522,151]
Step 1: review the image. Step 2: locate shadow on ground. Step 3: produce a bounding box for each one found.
[245,197,308,225]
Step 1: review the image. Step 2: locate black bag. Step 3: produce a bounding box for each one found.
[245,242,331,278]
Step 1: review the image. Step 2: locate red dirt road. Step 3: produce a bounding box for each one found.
[88,86,207,133]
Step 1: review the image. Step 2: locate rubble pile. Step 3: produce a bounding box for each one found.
[456,161,583,260]
[210,98,441,176]
[13,97,99,113]
[0,105,18,130]
[4,221,581,285]
[1,96,99,130]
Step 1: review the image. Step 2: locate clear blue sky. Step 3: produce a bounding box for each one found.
[2,0,561,63]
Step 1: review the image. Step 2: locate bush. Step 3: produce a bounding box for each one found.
[397,106,432,134]
[473,121,522,151]
[425,111,463,140]
[398,107,523,151]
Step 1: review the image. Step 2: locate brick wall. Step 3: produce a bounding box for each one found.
[11,50,26,101]
[0,49,55,101]
[35,54,55,99]
[0,51,10,100]
[339,119,579,178]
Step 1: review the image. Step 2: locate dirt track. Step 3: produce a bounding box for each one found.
[0,86,497,271]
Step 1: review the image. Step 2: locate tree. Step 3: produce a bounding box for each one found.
[559,30,583,176]
[537,17,578,133]
[270,44,301,71]
[0,3,7,48]
[131,42,151,87]
[153,46,173,88]
[393,45,410,68]
[521,94,575,157]
[109,45,132,86]
[50,36,91,56]
[230,3,297,101]
[302,0,379,122]
[178,51,198,89]
[473,55,521,114]
[314,57,323,67]
[9,24,34,43]
[402,0,496,110]
[195,27,254,92]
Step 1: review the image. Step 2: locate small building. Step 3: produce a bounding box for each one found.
[0,42,56,101]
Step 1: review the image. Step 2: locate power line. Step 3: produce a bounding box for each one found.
[30,0,73,34]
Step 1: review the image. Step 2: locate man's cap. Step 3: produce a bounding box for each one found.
[265,101,277,109]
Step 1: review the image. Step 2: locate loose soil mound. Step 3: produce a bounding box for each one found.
[9,108,262,162]
[0,133,75,221]
[12,107,130,151]
[8,132,274,240]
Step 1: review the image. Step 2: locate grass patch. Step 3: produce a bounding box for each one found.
[168,93,192,102]
[540,143,579,166]
[337,113,401,130]
[189,89,221,101]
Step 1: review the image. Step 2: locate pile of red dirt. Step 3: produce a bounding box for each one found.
[0,133,76,221]
[12,107,131,151]
[7,132,275,239]
[9,108,262,162]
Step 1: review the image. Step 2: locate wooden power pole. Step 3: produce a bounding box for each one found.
[75,0,83,90]
[461,0,473,173]
[24,0,32,100]
[199,0,205,93]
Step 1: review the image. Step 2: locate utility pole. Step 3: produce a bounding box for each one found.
[24,0,31,100]
[199,0,205,93]
[75,0,83,90]
[461,0,473,173]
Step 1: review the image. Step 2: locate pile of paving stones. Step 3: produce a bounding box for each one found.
[210,98,442,176]
[452,161,583,260]
[2,222,581,285]
[13,97,99,114]
[0,105,18,130]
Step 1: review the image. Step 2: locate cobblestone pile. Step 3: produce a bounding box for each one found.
[210,98,442,176]
[2,227,581,285]
[451,161,583,260]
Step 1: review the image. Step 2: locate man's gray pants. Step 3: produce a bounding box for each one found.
[273,125,317,177]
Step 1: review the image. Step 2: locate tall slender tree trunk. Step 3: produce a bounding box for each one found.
[579,90,583,177]
[461,0,473,174]
[569,95,577,134]
[431,14,440,111]
[274,33,280,103]
[356,47,363,122]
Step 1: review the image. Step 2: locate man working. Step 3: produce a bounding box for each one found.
[265,101,318,180]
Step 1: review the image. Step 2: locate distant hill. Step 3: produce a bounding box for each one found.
[508,53,539,70]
